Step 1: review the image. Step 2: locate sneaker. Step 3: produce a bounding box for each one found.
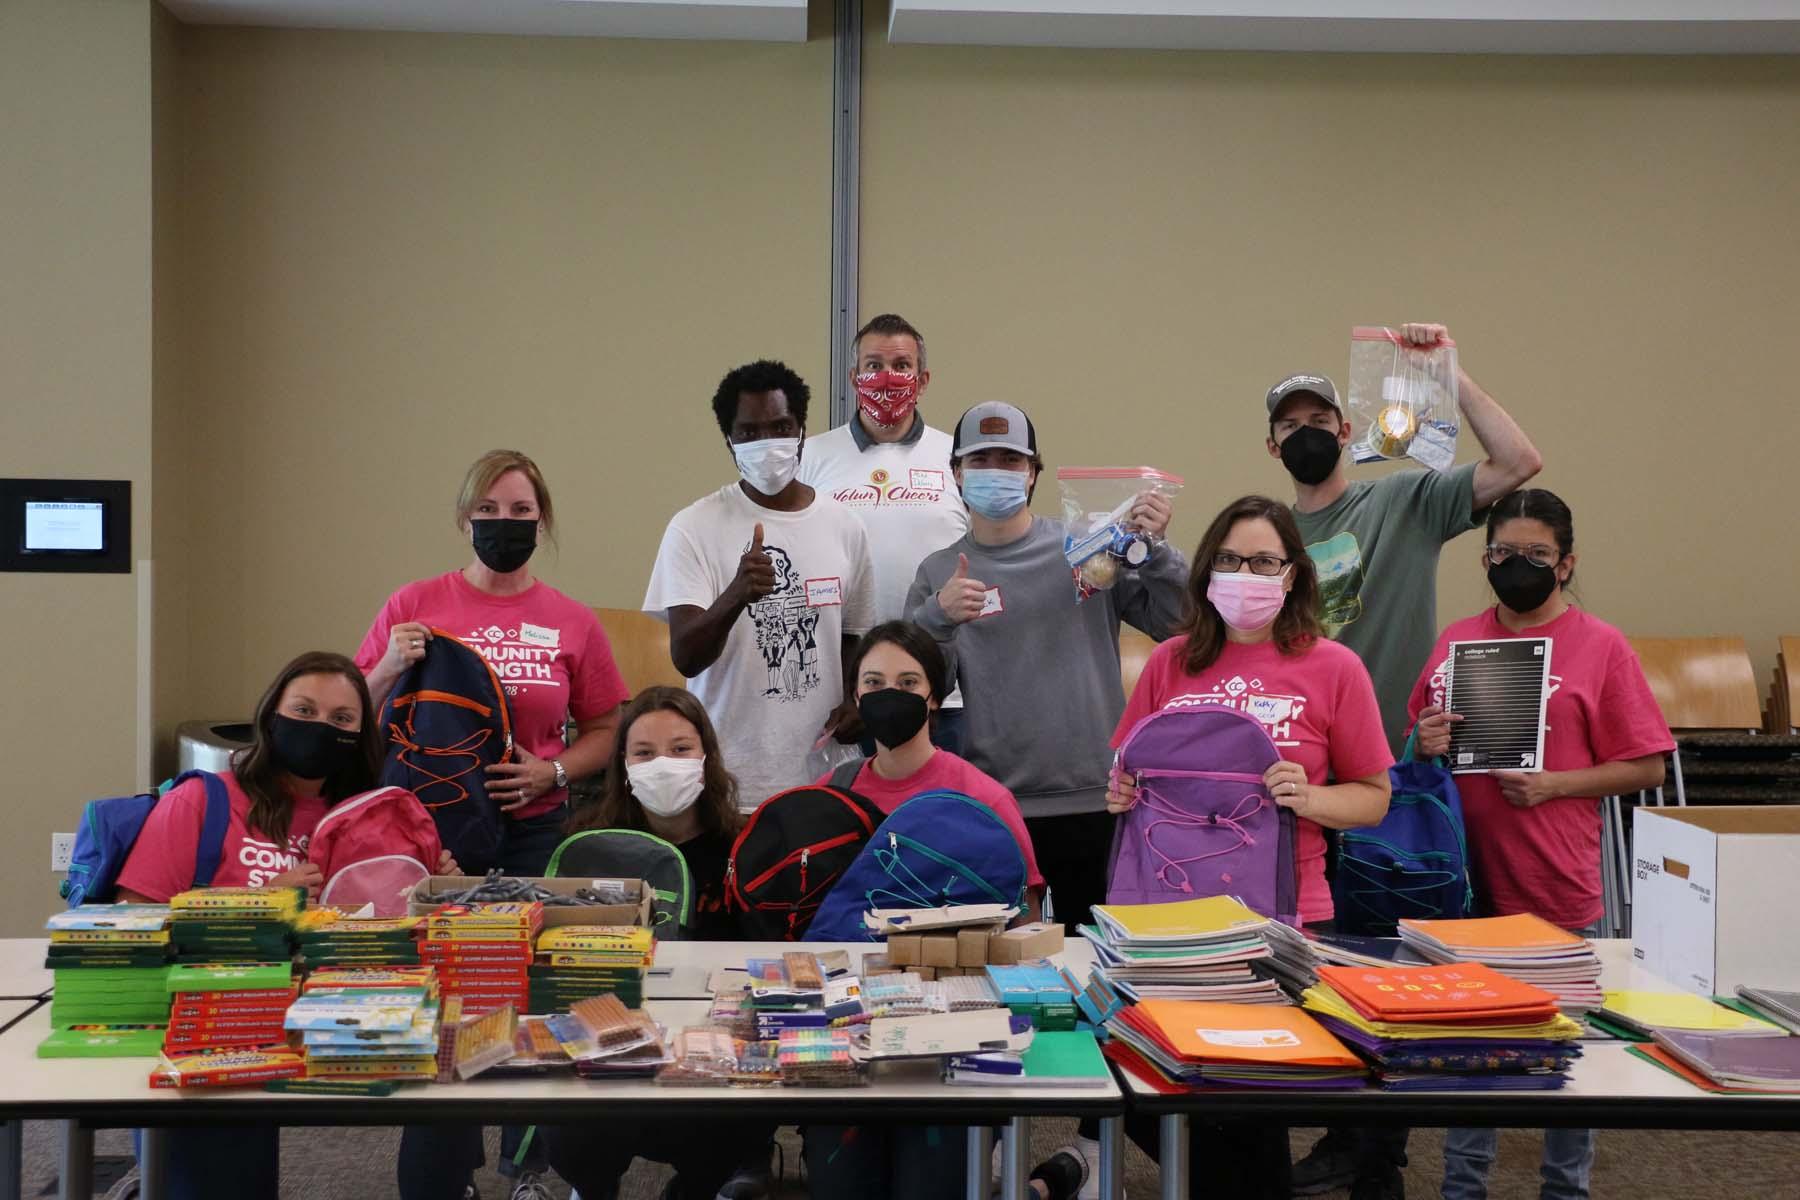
[101,1167,141,1200]
[715,1165,770,1200]
[1291,1133,1357,1196]
[1070,1134,1104,1200]
[1030,1146,1090,1200]
[509,1175,556,1200]
[1348,1165,1405,1200]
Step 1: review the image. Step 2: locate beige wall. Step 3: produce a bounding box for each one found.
[1,0,154,935]
[859,4,1800,682]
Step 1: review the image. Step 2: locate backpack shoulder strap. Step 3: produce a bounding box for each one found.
[828,757,867,792]
[170,770,233,888]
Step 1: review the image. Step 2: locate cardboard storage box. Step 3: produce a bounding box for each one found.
[1632,806,1800,995]
[409,876,653,931]
[919,933,960,968]
[956,927,996,967]
[988,922,1065,965]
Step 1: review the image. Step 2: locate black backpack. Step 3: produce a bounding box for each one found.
[546,829,692,940]
[725,784,885,941]
[377,629,514,874]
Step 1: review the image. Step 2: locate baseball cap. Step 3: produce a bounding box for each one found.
[952,401,1038,458]
[1265,374,1342,418]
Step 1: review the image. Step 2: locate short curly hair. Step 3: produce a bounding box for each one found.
[711,359,811,438]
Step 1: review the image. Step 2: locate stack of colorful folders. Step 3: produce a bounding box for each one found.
[1595,990,1784,1041]
[40,905,174,1057]
[1105,999,1366,1090]
[295,911,422,970]
[418,902,543,1015]
[167,887,302,965]
[1081,896,1285,1004]
[1302,964,1583,1090]
[1399,915,1604,1015]
[1633,1029,1800,1095]
[164,962,298,1055]
[529,925,653,1013]
[285,967,443,1082]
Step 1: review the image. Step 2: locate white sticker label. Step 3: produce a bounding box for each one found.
[978,587,1004,618]
[1193,1027,1301,1049]
[805,577,844,607]
[909,469,946,492]
[1407,423,1458,473]
[518,622,561,649]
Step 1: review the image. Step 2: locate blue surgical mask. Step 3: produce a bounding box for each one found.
[960,469,1030,520]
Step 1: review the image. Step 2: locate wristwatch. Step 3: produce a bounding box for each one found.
[551,759,568,790]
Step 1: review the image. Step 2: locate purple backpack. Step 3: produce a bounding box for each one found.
[1106,704,1298,923]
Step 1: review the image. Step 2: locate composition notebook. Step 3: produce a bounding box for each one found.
[1445,637,1552,773]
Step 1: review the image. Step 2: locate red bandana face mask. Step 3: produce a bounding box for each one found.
[854,370,920,429]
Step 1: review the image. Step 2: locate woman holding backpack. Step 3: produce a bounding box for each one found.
[358,450,630,1200]
[1408,488,1671,1200]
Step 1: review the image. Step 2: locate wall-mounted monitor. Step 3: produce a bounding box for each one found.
[1,479,131,573]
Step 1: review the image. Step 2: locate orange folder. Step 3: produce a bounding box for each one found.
[1317,965,1559,1024]
[1400,914,1584,952]
[1128,999,1363,1068]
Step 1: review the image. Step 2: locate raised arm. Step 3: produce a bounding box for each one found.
[1400,322,1542,511]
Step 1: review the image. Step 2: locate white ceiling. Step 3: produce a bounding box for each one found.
[160,0,810,42]
[887,1,1800,53]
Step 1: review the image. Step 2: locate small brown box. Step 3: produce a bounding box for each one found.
[886,934,922,967]
[988,922,1065,965]
[920,932,959,968]
[956,927,993,967]
[914,965,938,981]
[861,954,897,979]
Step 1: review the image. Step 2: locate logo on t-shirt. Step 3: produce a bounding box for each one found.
[239,832,310,888]
[1306,531,1365,637]
[465,623,564,699]
[830,465,949,509]
[1165,677,1309,746]
[747,539,823,704]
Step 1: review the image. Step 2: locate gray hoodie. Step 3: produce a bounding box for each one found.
[905,516,1188,818]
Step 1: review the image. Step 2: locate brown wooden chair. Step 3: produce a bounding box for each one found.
[593,606,687,695]
[1627,635,1763,733]
[1769,636,1800,735]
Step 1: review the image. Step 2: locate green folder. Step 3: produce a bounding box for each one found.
[1016,1032,1111,1086]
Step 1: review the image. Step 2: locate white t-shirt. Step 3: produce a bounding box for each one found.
[643,482,878,811]
[799,421,967,621]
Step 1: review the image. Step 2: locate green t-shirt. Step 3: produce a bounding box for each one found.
[1291,463,1482,752]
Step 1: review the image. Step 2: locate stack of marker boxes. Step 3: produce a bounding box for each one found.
[418,902,542,1016]
[40,904,174,1058]
[529,925,653,1013]
[167,886,301,963]
[164,962,298,1054]
[296,911,423,970]
[286,966,443,1082]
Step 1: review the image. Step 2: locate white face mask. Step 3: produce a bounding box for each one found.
[732,437,802,496]
[626,755,707,819]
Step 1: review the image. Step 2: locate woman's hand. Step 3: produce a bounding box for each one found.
[1264,760,1314,818]
[1413,704,1462,759]
[436,849,460,875]
[268,863,323,896]
[486,747,558,813]
[1106,769,1139,814]
[1492,770,1561,809]
[384,622,433,676]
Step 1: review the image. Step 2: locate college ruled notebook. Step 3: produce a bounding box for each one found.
[1445,637,1552,774]
[1315,965,1560,1025]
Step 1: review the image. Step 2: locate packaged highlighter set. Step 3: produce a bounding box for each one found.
[1057,468,1184,602]
[1347,327,1460,472]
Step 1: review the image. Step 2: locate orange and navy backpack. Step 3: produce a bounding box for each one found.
[377,630,513,874]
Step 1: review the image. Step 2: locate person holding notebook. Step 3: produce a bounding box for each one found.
[1408,487,1673,1200]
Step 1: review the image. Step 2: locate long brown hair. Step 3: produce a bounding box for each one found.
[566,686,741,839]
[233,651,383,849]
[1178,495,1323,675]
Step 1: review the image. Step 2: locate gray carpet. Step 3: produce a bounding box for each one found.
[15,1119,1799,1198]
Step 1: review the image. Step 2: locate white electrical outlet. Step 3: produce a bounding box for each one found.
[51,832,76,873]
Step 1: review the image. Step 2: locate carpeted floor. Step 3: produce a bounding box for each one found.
[15,1119,1799,1198]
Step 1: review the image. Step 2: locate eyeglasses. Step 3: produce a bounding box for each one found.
[1484,543,1560,568]
[1213,552,1292,577]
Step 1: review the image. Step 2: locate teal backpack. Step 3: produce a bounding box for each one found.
[546,828,693,939]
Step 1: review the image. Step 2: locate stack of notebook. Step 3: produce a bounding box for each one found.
[418,902,543,1015]
[1398,915,1604,1014]
[295,912,422,970]
[40,905,174,1057]
[529,925,653,1013]
[1081,896,1286,1004]
[167,887,302,965]
[1734,987,1800,1036]
[164,962,298,1055]
[1633,1029,1800,1094]
[1595,990,1784,1040]
[945,1029,1112,1088]
[1106,998,1365,1090]
[286,967,443,1082]
[1302,964,1583,1090]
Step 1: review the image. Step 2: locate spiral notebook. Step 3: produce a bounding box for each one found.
[1445,637,1552,774]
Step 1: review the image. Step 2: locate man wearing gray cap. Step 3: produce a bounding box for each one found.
[1271,323,1541,1200]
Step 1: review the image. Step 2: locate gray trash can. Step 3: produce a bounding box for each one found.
[176,720,255,775]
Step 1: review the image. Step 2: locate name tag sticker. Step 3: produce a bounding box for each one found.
[978,587,1004,618]
[518,622,560,649]
[909,469,946,492]
[805,577,844,607]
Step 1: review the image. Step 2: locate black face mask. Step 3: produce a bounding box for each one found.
[1488,556,1560,614]
[471,518,538,574]
[270,714,362,781]
[858,688,930,750]
[1278,424,1342,486]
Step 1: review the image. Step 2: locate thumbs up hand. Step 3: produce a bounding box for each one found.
[935,552,989,625]
[731,522,779,604]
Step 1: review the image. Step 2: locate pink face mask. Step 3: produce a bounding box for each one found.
[854,370,920,428]
[1206,570,1288,632]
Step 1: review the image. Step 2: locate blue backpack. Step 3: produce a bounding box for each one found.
[378,629,514,874]
[804,789,1028,944]
[60,771,232,908]
[1331,733,1474,936]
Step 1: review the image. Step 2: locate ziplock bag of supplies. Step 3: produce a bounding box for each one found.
[1057,467,1185,602]
[1347,327,1460,472]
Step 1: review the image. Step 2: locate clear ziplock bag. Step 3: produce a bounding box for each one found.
[1347,327,1460,472]
[1057,467,1185,602]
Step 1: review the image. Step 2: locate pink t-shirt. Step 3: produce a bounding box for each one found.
[117,772,328,902]
[1114,635,1394,925]
[815,750,1045,889]
[1408,605,1674,931]
[355,571,630,819]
